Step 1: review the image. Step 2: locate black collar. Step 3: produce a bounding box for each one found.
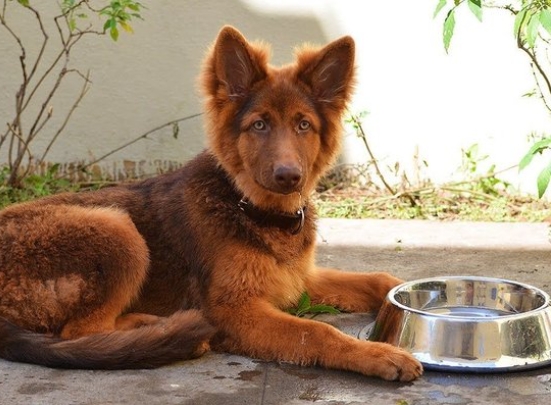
[238,198,306,235]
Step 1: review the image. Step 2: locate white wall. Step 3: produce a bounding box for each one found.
[342,1,550,195]
[1,0,549,195]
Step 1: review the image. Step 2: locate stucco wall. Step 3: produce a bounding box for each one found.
[1,1,550,195]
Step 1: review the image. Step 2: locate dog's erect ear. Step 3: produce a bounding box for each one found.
[212,26,267,99]
[297,36,355,106]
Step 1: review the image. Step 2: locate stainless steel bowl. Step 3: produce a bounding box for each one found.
[368,276,551,372]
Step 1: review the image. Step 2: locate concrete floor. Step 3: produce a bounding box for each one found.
[1,218,550,405]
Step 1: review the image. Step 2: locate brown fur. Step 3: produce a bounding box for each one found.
[0,26,422,381]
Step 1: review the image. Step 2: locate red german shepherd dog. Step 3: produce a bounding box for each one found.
[0,26,422,381]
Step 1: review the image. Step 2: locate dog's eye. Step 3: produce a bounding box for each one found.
[252,120,267,131]
[298,120,311,131]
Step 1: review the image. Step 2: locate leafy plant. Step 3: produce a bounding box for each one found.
[22,164,73,197]
[346,112,419,207]
[460,143,510,195]
[99,0,144,41]
[0,0,144,187]
[519,137,551,197]
[434,0,483,53]
[433,0,551,197]
[287,292,341,318]
[0,165,81,208]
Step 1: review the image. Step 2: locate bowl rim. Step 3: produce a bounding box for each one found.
[388,275,551,320]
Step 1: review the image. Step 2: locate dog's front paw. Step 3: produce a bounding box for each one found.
[374,345,423,382]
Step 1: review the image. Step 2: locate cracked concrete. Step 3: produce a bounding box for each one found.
[1,218,550,404]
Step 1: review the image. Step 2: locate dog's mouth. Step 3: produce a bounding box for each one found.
[255,177,302,196]
[234,169,305,212]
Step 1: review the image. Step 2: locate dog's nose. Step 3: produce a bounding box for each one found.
[274,165,302,189]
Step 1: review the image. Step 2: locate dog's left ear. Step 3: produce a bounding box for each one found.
[297,36,355,107]
[210,26,268,99]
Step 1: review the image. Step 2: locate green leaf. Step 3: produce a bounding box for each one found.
[298,292,311,310]
[287,292,340,317]
[434,0,447,18]
[443,9,456,53]
[467,0,483,22]
[514,7,529,39]
[525,11,540,48]
[308,304,341,315]
[48,163,60,176]
[110,26,119,41]
[537,163,551,198]
[539,8,551,36]
[17,0,30,7]
[519,150,536,171]
[119,21,134,33]
[535,137,551,149]
[519,137,551,170]
[172,123,179,139]
[62,0,76,8]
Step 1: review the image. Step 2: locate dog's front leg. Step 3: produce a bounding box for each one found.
[305,268,403,313]
[209,299,422,381]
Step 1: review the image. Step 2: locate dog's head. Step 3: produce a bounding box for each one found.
[201,26,355,212]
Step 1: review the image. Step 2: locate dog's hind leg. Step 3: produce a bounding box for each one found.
[0,204,150,340]
[58,206,151,339]
[114,313,161,330]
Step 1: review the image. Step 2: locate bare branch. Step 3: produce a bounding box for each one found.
[517,43,551,113]
[25,4,49,84]
[55,1,105,40]
[527,59,551,113]
[21,4,103,115]
[0,4,28,83]
[75,113,203,173]
[38,70,91,165]
[347,114,396,194]
[26,66,68,143]
[6,123,32,187]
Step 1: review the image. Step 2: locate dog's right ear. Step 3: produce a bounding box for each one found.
[296,36,355,109]
[206,26,268,100]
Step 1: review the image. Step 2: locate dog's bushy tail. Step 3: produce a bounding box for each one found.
[0,310,215,369]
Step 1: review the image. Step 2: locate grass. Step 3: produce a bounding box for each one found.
[0,166,104,209]
[0,174,75,208]
[313,176,551,222]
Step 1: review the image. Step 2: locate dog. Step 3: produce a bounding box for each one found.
[0,26,423,381]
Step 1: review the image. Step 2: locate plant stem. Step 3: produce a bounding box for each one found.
[348,114,396,195]
[348,113,418,207]
[74,113,203,173]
